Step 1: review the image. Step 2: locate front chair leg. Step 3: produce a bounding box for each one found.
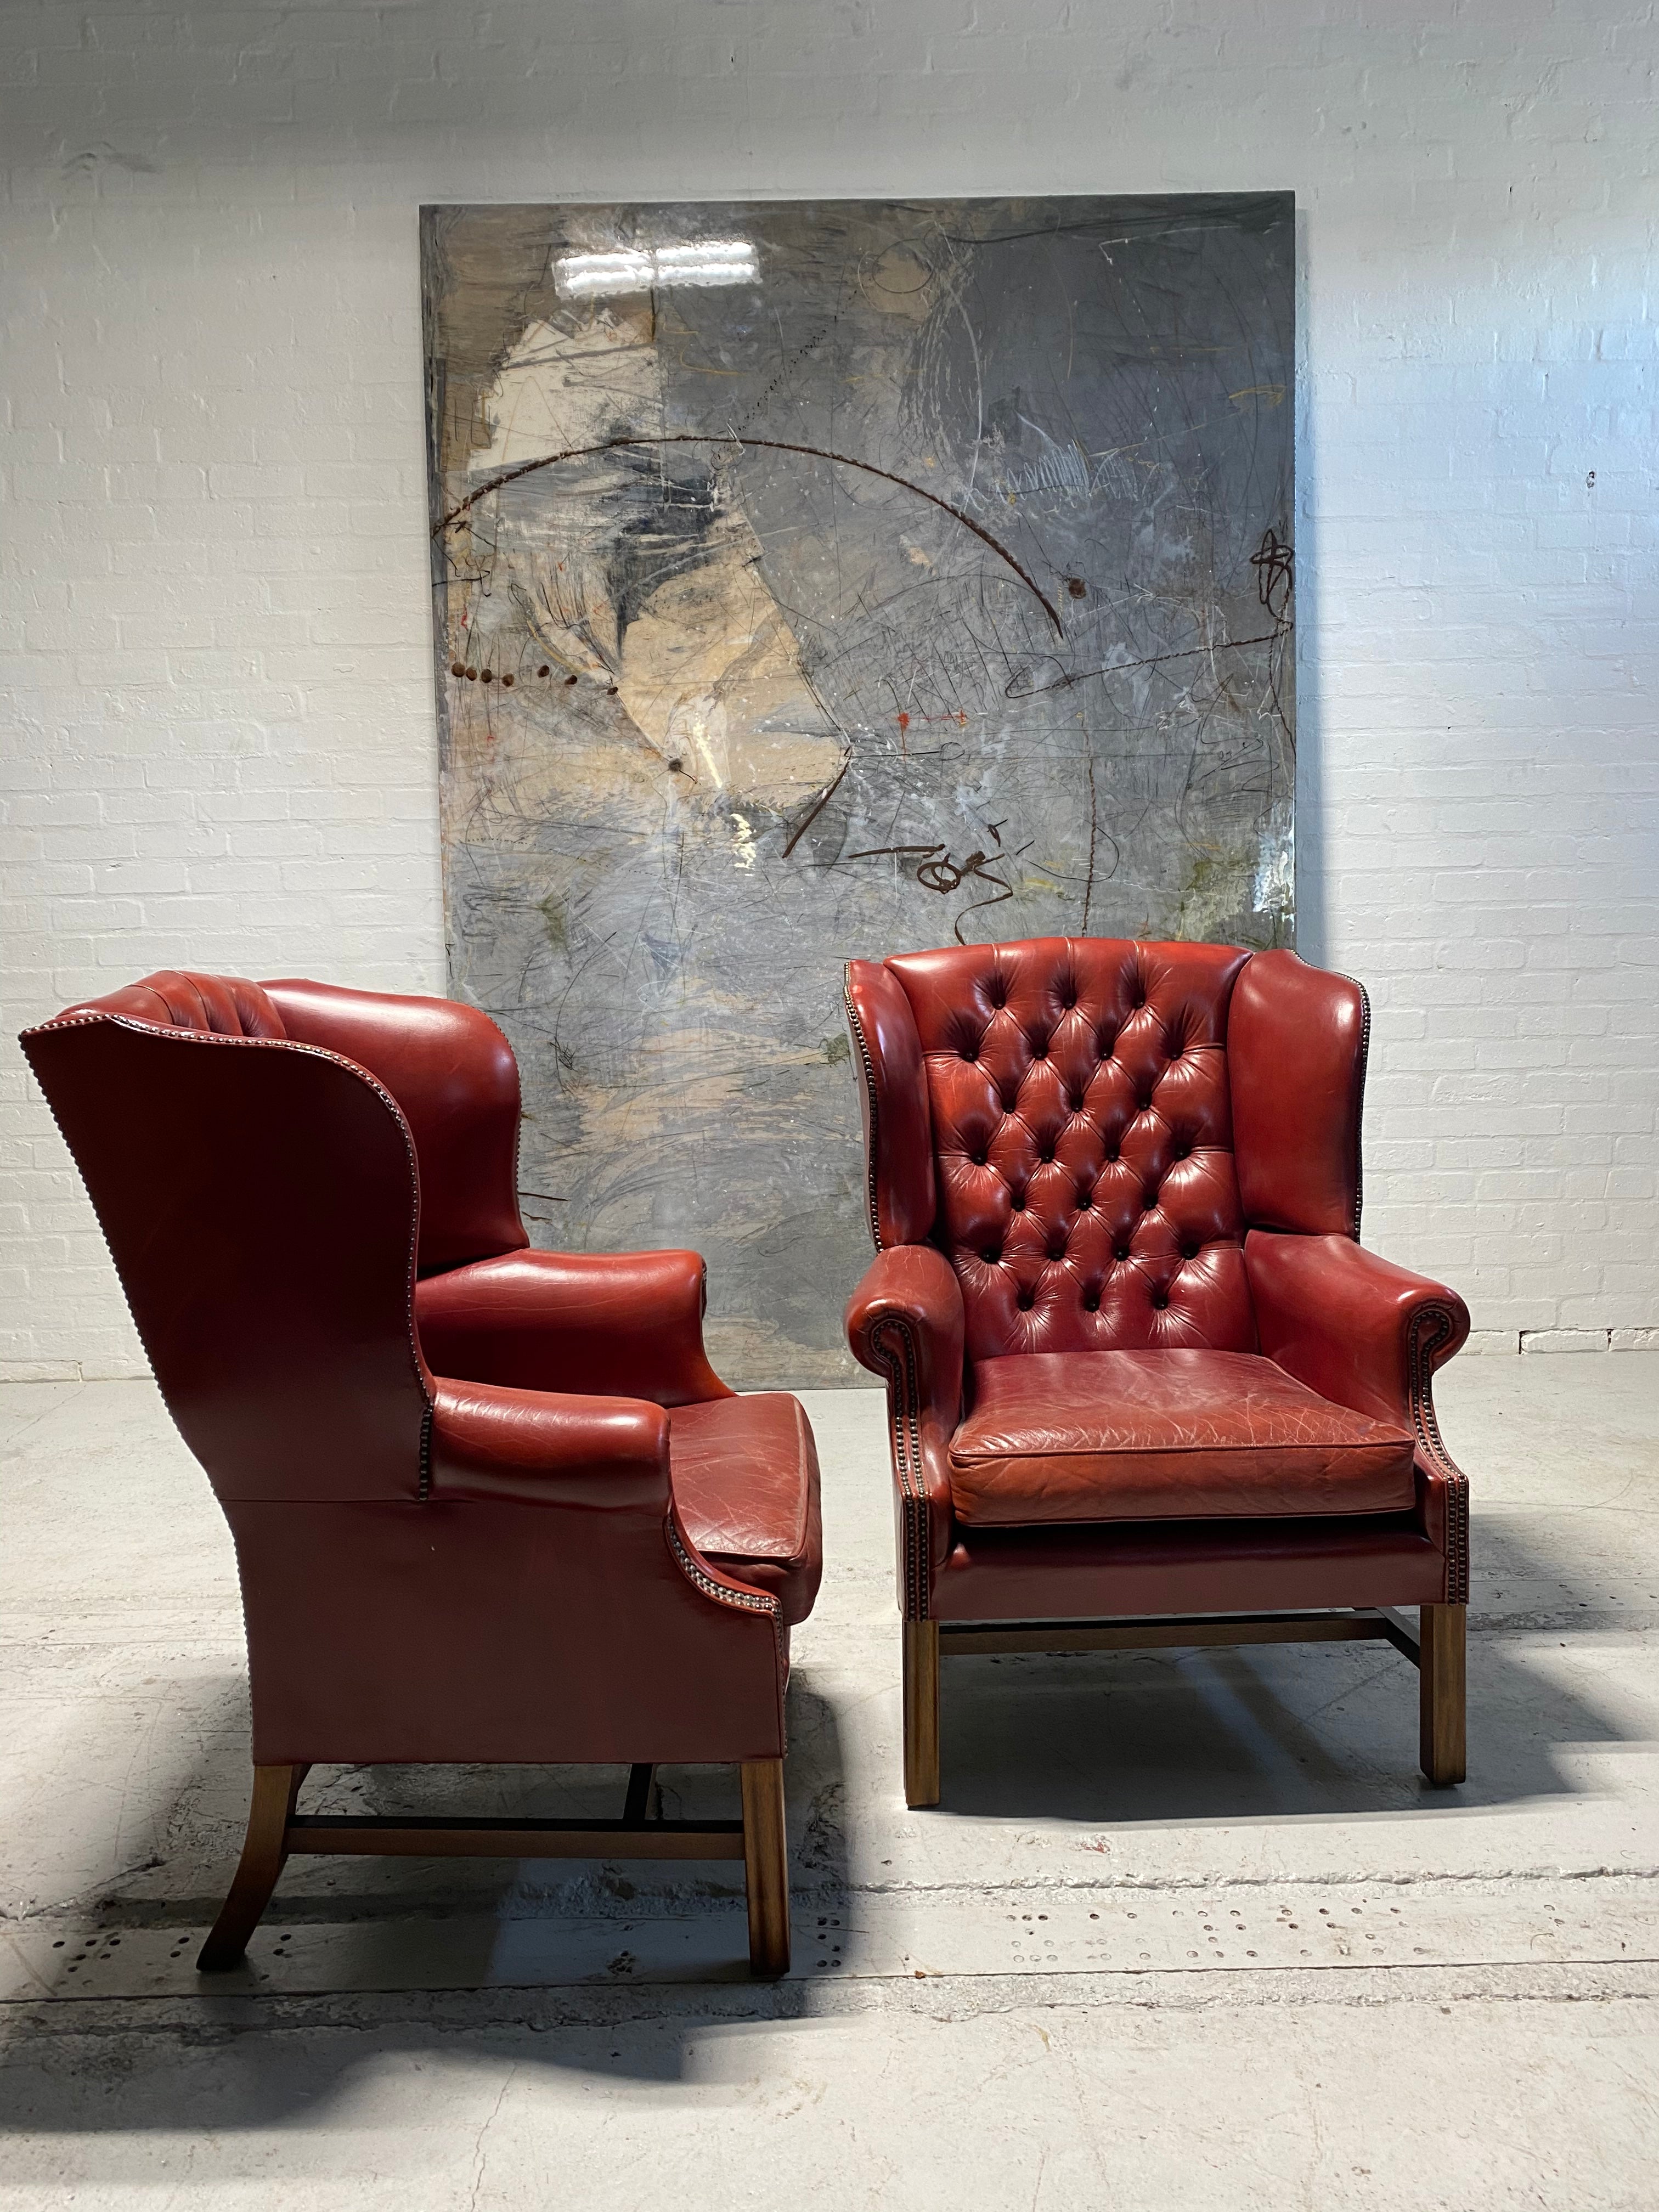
[904,1617,941,1809]
[1420,1604,1467,1786]
[740,1758,790,1977]
[197,1763,307,1972]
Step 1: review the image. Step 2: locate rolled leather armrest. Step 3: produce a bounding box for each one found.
[427,1375,776,1611]
[416,1247,731,1407]
[427,1376,672,1508]
[402,1376,786,1762]
[1246,1230,1472,1600]
[845,1244,964,1615]
[1245,1231,1470,1431]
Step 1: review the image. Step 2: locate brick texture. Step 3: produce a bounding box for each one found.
[2,0,1655,1377]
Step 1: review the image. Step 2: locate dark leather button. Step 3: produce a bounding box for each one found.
[1143,1190,1158,1211]
[1017,1291,1035,1311]
[1012,1192,1026,1211]
[1150,1291,1169,1310]
[962,1045,978,1062]
[1047,1243,1066,1262]
[1003,1091,1020,1111]
[1104,1148,1119,1164]
[1182,1242,1200,1260]
[1114,1245,1131,1262]
[972,1150,988,1166]
[1097,1032,1116,1056]
[1069,1093,1084,1111]
[1032,1039,1049,1060]
[1082,1291,1100,1312]
[983,1247,1002,1265]
[1076,1186,1093,1209]
[1040,1147,1054,1163]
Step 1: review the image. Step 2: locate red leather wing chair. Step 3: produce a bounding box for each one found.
[23,970,822,1976]
[843,938,1470,1808]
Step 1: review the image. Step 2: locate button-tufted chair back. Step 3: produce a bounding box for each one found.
[845,938,1368,1365]
[61,967,290,1040]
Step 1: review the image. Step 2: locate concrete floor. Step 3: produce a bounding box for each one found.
[1,1357,1656,2208]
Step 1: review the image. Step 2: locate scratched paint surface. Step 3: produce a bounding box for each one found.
[422,197,1295,1383]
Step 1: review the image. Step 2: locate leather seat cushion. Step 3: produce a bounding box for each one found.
[950,1350,1416,1526]
[669,1392,823,1625]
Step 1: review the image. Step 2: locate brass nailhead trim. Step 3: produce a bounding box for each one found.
[664,1511,787,1681]
[867,1312,930,1621]
[1409,1301,1470,1606]
[843,975,884,1252]
[1333,970,1372,1241]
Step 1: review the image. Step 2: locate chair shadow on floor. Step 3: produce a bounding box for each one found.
[1,1499,1649,2129]
[932,1627,1626,1827]
[0,1678,854,2129]
[931,1506,1651,1826]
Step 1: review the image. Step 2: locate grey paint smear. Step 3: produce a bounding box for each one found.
[422,196,1295,1385]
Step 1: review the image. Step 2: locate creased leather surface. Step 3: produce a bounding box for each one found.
[950,1348,1416,1524]
[887,937,1255,1359]
[668,1393,824,1625]
[267,978,528,1276]
[429,1378,672,1508]
[417,1247,731,1407]
[1230,951,1367,1236]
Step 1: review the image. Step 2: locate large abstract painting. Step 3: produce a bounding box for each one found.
[422,195,1295,1383]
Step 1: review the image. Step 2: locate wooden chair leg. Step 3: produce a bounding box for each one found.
[1420,1604,1467,1786]
[197,1763,307,1972]
[740,1758,790,1978]
[904,1617,941,1809]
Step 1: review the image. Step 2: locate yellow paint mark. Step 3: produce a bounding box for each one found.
[678,353,746,377]
[1229,383,1286,409]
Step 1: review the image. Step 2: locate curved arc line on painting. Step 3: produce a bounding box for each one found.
[433,432,1065,637]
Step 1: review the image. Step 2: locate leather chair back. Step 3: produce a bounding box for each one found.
[21,970,532,1504]
[846,938,1367,1365]
[24,981,433,1503]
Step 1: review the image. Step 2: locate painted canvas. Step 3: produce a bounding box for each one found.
[422,195,1295,1384]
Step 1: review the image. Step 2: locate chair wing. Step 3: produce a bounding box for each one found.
[265,978,528,1274]
[22,1012,431,1504]
[1228,947,1369,1237]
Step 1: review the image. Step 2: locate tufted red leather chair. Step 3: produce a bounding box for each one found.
[843,939,1470,1807]
[22,970,822,1976]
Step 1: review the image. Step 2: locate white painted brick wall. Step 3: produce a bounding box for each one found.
[2,0,1655,1378]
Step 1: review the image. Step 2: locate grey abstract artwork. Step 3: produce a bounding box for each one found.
[422,194,1295,1384]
